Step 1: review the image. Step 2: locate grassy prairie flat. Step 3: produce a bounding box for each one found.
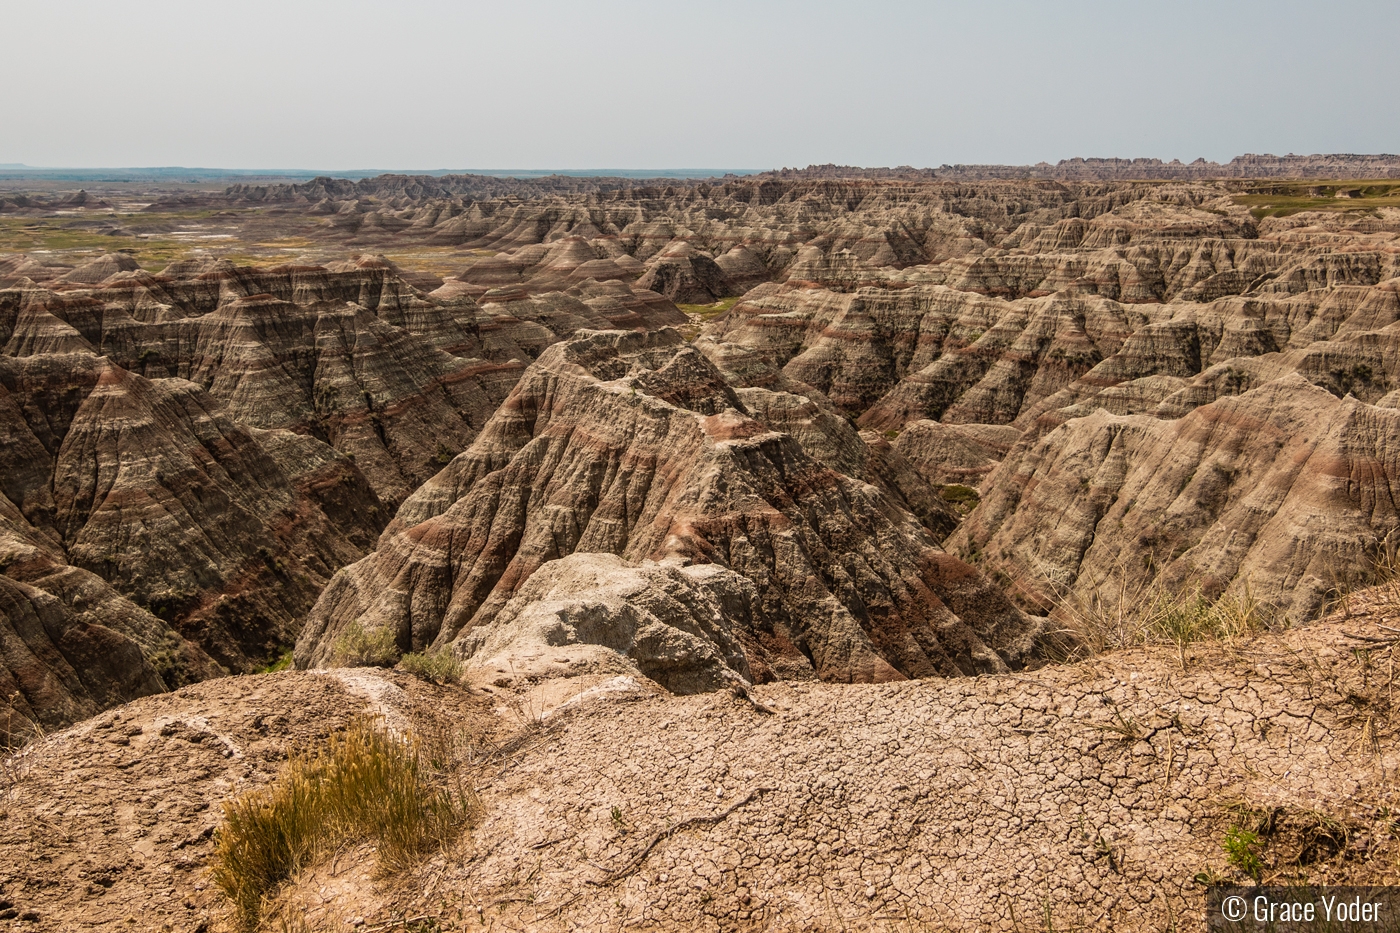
[0,207,480,276]
[1231,179,1400,219]
[677,296,743,340]
[0,208,277,270]
[677,295,742,318]
[374,246,478,277]
[0,216,186,269]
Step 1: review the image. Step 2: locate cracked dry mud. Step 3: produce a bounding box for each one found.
[2,609,1396,932]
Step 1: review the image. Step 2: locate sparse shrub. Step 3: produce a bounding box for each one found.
[333,619,400,667]
[939,484,980,505]
[399,650,462,684]
[1367,531,1400,612]
[256,649,294,674]
[1,714,40,807]
[938,484,981,515]
[145,633,188,686]
[212,717,478,930]
[1149,587,1262,647]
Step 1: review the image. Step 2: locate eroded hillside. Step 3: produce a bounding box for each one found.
[4,161,1400,933]
[2,166,1399,748]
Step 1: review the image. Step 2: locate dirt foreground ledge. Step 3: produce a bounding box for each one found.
[1,615,1396,932]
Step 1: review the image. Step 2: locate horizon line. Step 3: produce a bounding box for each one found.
[0,165,770,177]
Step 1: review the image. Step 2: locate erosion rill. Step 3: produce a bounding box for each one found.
[1,160,1398,931]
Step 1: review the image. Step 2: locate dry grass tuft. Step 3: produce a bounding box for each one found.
[1,695,43,750]
[0,700,43,807]
[1326,533,1400,635]
[399,650,462,684]
[1055,569,1267,656]
[1365,533,1400,618]
[333,619,401,667]
[212,716,479,930]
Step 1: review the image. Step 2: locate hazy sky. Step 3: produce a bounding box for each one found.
[4,0,1397,171]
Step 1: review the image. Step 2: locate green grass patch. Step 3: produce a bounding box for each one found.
[1222,825,1263,882]
[255,649,294,674]
[212,717,478,930]
[1231,179,1400,219]
[677,296,742,319]
[378,246,482,277]
[0,218,191,271]
[0,207,305,272]
[938,484,981,515]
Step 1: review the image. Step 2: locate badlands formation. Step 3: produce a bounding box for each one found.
[1,159,1399,930]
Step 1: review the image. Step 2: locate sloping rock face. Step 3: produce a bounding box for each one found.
[635,242,735,303]
[707,228,1400,429]
[0,488,220,741]
[951,375,1400,622]
[892,421,1023,488]
[0,347,385,735]
[712,284,1158,423]
[299,328,1056,685]
[0,351,382,678]
[2,256,685,506]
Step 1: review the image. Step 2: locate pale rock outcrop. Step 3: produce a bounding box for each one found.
[54,252,141,285]
[459,553,754,694]
[713,245,771,292]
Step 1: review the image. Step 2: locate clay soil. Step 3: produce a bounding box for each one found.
[2,601,1397,933]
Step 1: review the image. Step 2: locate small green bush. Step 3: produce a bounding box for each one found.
[939,484,982,515]
[939,484,981,505]
[333,620,400,667]
[399,650,462,684]
[1223,824,1263,882]
[212,717,477,930]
